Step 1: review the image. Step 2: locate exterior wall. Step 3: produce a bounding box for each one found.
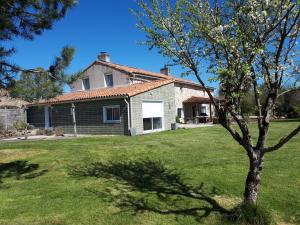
[130,83,176,135]
[183,103,212,122]
[174,83,214,121]
[0,108,26,130]
[27,106,45,128]
[71,64,130,91]
[27,99,128,135]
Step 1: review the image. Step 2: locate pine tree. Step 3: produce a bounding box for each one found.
[10,46,81,102]
[0,0,77,88]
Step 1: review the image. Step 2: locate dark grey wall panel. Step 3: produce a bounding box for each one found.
[27,99,128,135]
[27,106,45,128]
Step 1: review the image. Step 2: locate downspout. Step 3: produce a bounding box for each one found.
[71,103,77,137]
[124,97,131,135]
[4,107,7,130]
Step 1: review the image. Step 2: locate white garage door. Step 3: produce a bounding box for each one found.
[142,101,164,132]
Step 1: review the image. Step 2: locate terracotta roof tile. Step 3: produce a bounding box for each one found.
[95,61,214,91]
[183,96,212,104]
[32,80,174,105]
[96,61,171,79]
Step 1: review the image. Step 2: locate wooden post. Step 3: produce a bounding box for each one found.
[4,107,8,130]
[71,103,77,137]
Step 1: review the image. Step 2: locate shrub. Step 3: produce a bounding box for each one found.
[13,120,27,131]
[212,117,219,124]
[54,127,64,136]
[227,203,273,225]
[36,129,45,135]
[45,129,54,136]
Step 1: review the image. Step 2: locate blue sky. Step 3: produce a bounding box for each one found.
[6,0,216,92]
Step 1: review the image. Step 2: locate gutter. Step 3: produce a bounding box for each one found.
[28,95,128,107]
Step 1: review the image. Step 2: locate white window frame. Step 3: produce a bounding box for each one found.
[200,105,207,114]
[82,78,90,90]
[142,100,164,133]
[143,117,164,134]
[104,73,114,87]
[103,105,121,123]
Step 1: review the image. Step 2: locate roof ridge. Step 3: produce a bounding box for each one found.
[92,60,214,90]
[30,80,174,106]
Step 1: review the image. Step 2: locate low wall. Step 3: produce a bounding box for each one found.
[0,108,26,130]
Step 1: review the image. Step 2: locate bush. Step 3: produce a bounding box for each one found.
[212,117,219,124]
[36,129,45,135]
[54,127,64,136]
[13,120,27,131]
[227,203,273,225]
[45,129,54,136]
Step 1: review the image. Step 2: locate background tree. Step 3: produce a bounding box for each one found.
[0,0,77,88]
[276,88,300,118]
[10,46,81,102]
[133,0,300,205]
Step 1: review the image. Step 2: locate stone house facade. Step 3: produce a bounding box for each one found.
[27,53,214,135]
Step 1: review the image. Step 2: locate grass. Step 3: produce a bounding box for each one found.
[0,121,299,225]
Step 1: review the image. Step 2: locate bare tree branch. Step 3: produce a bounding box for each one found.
[277,87,300,97]
[264,124,300,153]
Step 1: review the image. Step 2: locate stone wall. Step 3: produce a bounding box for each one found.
[130,83,176,135]
[71,63,131,91]
[174,83,215,121]
[0,108,26,130]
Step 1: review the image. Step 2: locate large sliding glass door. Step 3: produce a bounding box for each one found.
[142,101,164,133]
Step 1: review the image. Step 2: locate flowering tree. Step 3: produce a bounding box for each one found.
[133,0,300,204]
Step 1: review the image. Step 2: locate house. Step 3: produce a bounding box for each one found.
[27,52,214,135]
[0,89,28,130]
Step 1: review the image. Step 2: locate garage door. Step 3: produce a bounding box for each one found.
[142,101,164,132]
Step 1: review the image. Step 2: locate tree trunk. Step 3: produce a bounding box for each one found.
[244,153,264,204]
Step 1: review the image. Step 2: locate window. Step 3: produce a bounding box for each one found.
[142,101,163,132]
[177,108,183,118]
[143,117,163,131]
[105,74,113,87]
[201,106,206,114]
[103,106,120,123]
[82,78,90,90]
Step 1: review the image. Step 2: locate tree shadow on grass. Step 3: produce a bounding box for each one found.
[0,160,48,185]
[70,159,234,222]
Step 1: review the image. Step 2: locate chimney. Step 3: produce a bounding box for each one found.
[160,66,170,75]
[98,52,110,62]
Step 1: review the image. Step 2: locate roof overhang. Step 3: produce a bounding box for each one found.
[28,80,174,107]
[183,96,212,104]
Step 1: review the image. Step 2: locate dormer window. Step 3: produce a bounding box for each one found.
[82,78,90,90]
[105,74,113,87]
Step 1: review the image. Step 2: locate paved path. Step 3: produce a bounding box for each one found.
[177,123,214,129]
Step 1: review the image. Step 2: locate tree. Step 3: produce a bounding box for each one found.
[0,0,77,88]
[10,46,80,102]
[276,88,300,118]
[133,0,300,204]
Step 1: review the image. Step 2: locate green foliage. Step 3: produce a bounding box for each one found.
[0,0,77,89]
[133,0,300,106]
[241,94,256,116]
[13,120,27,131]
[228,203,274,225]
[276,89,300,118]
[10,70,61,102]
[10,46,81,101]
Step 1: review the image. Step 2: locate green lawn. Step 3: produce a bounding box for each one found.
[0,121,299,225]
